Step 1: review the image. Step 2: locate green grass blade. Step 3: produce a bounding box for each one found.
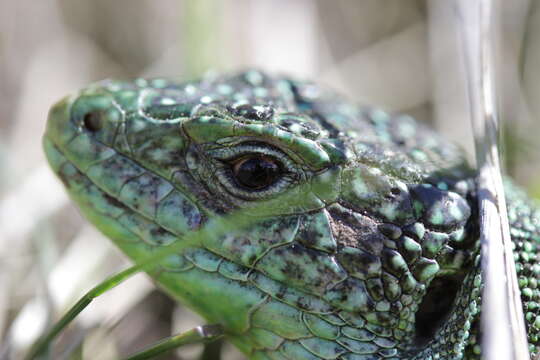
[456,0,530,358]
[25,191,293,359]
[122,325,223,360]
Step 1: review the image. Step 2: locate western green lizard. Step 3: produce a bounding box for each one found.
[43,70,540,359]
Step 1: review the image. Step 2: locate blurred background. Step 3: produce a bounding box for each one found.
[1,1,539,359]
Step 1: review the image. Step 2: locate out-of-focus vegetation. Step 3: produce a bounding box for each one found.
[0,1,539,359]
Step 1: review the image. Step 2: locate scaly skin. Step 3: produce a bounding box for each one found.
[43,70,540,359]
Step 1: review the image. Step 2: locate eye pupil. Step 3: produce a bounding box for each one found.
[234,156,281,189]
[83,111,103,132]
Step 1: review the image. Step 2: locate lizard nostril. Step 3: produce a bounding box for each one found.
[82,111,104,132]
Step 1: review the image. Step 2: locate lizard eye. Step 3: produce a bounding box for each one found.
[206,142,299,200]
[232,155,283,190]
[82,111,104,132]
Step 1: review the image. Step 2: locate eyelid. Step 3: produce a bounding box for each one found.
[209,144,284,160]
[231,154,279,168]
[207,143,296,171]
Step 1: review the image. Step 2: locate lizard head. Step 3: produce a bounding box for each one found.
[44,72,479,358]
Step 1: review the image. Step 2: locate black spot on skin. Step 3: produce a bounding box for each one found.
[239,237,251,247]
[382,249,409,277]
[230,104,274,121]
[380,348,399,357]
[378,223,402,240]
[281,261,304,280]
[383,188,402,201]
[390,301,403,314]
[182,201,202,230]
[275,287,286,300]
[247,254,258,265]
[288,244,303,255]
[149,227,171,245]
[372,312,398,327]
[337,248,381,280]
[57,171,72,189]
[103,193,125,209]
[296,298,309,310]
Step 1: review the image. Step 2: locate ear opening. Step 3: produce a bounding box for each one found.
[414,272,465,346]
